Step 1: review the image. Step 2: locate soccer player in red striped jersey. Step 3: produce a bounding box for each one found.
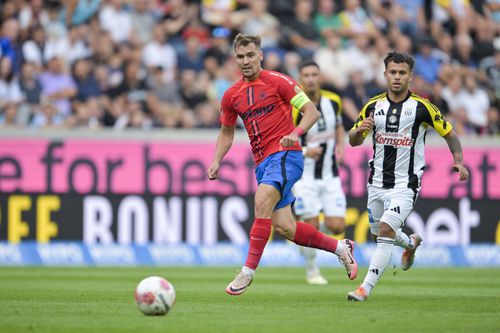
[207,34,358,296]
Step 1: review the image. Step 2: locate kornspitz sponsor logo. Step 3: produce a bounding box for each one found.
[375,132,414,147]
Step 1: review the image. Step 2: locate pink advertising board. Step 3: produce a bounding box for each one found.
[0,139,498,199]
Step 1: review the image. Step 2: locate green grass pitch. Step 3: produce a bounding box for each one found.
[0,267,499,333]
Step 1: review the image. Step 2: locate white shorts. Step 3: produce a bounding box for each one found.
[367,185,418,235]
[293,177,346,219]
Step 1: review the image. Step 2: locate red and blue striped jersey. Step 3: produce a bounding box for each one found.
[220,70,302,165]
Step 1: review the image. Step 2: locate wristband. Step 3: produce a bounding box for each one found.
[292,127,305,136]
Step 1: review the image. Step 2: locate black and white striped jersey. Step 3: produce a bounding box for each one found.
[293,89,343,180]
[352,91,452,190]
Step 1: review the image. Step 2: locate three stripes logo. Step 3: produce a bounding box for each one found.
[369,268,379,275]
[390,206,401,214]
[375,109,385,116]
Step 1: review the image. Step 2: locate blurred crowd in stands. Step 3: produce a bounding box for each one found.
[0,0,498,136]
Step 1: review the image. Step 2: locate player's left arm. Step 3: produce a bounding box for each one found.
[335,123,345,165]
[422,100,469,182]
[274,74,320,147]
[443,130,469,181]
[281,100,320,147]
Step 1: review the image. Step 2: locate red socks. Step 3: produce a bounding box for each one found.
[293,222,338,253]
[244,220,338,270]
[244,218,272,270]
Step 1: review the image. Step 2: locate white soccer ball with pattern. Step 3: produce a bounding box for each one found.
[134,276,176,316]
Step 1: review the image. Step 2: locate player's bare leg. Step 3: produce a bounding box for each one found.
[226,184,280,296]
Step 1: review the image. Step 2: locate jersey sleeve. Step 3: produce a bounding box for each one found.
[421,100,453,137]
[219,90,237,126]
[272,71,298,103]
[351,100,375,138]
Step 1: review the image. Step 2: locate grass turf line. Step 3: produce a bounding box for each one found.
[0,267,499,333]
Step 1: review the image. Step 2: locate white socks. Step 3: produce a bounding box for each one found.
[301,246,319,276]
[362,237,394,295]
[334,239,346,256]
[242,266,255,277]
[394,229,414,250]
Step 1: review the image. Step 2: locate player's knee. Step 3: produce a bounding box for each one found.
[325,219,345,235]
[379,222,396,238]
[254,197,274,218]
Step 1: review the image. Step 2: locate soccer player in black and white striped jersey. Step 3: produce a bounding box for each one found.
[292,60,348,285]
[346,51,469,301]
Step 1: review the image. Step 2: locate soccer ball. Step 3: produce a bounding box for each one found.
[134,276,176,316]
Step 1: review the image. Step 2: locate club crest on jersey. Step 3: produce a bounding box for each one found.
[392,108,397,114]
[389,115,398,124]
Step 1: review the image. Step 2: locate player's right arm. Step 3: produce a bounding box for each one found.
[348,102,374,147]
[207,124,235,180]
[207,91,237,180]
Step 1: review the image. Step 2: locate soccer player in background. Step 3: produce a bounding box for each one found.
[292,60,347,285]
[207,34,357,296]
[347,51,469,301]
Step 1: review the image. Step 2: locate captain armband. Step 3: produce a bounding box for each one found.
[290,91,310,110]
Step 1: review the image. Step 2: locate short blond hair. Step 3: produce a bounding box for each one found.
[233,33,261,50]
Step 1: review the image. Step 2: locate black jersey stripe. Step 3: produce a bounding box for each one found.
[280,151,289,196]
[314,142,327,179]
[314,106,327,179]
[365,105,375,185]
[408,102,425,189]
[331,153,338,177]
[382,105,403,188]
[246,87,250,106]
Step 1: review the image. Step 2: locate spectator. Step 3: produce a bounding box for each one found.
[179,69,208,110]
[414,37,443,86]
[0,18,21,73]
[337,0,378,41]
[130,0,156,45]
[142,23,177,82]
[343,33,378,84]
[203,27,232,77]
[195,102,219,128]
[479,42,500,100]
[230,0,281,52]
[99,0,132,43]
[22,25,46,68]
[73,58,101,101]
[178,36,205,72]
[394,0,426,40]
[459,73,490,133]
[61,0,101,27]
[19,61,42,124]
[0,102,19,127]
[486,106,500,135]
[39,56,77,117]
[314,0,342,46]
[341,70,381,130]
[0,57,23,109]
[29,100,65,128]
[283,0,320,59]
[314,32,350,90]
